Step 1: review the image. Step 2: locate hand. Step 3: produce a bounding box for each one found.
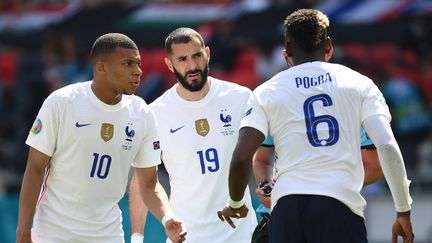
[217,204,249,229]
[165,218,187,243]
[392,211,414,243]
[255,187,271,209]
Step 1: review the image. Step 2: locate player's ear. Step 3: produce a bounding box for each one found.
[324,36,333,61]
[95,61,106,74]
[205,46,210,60]
[164,57,174,72]
[283,46,294,67]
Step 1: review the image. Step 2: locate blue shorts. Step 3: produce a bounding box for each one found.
[269,194,367,243]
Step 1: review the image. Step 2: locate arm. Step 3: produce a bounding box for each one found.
[129,171,148,242]
[253,146,273,184]
[16,147,51,243]
[363,115,414,243]
[217,127,265,228]
[134,167,186,243]
[253,146,274,209]
[361,148,383,187]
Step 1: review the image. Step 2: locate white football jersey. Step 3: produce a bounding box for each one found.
[241,62,390,217]
[26,81,160,243]
[150,77,257,243]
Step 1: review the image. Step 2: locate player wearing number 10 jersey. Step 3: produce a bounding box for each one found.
[24,81,160,242]
[16,33,185,243]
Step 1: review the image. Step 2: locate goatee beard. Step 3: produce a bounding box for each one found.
[174,65,209,92]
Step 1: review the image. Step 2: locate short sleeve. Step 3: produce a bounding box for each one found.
[133,109,161,168]
[361,81,391,123]
[25,94,60,157]
[240,92,268,138]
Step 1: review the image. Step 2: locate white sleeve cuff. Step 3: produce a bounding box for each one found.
[161,212,174,228]
[131,233,144,243]
[228,197,245,209]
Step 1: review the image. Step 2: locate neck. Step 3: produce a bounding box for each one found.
[176,78,211,101]
[91,80,122,105]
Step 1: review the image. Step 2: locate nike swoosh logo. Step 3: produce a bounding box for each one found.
[170,125,185,133]
[75,122,91,128]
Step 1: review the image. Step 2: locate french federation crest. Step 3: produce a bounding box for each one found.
[220,109,232,127]
[101,123,114,142]
[195,118,210,137]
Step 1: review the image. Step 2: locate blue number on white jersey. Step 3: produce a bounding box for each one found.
[197,148,220,174]
[90,153,112,179]
[303,94,339,147]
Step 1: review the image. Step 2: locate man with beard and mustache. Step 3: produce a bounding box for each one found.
[129,27,257,243]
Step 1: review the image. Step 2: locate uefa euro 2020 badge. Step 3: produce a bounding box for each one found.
[31,118,43,135]
[122,122,135,151]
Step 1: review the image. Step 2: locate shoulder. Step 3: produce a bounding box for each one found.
[149,86,173,110]
[126,94,152,113]
[211,77,252,96]
[44,81,89,106]
[328,63,372,81]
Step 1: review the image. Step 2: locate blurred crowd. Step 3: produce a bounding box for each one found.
[1,0,432,195]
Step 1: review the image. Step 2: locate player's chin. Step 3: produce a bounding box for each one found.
[124,88,137,95]
[125,83,139,95]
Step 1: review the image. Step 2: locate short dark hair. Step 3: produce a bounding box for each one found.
[284,9,329,53]
[90,33,138,63]
[165,27,205,55]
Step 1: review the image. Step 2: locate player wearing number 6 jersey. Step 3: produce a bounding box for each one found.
[16,33,186,243]
[218,9,414,243]
[129,27,257,243]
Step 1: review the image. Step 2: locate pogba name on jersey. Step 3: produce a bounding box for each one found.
[295,72,332,89]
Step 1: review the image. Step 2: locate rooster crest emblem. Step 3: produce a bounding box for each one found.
[125,125,135,142]
[220,109,232,127]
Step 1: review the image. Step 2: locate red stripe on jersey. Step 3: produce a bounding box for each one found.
[36,164,51,208]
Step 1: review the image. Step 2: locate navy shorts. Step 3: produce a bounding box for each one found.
[269,194,367,243]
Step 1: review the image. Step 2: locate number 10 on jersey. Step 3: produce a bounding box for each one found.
[90,153,112,179]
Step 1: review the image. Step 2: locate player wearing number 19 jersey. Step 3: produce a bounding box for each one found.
[150,77,257,242]
[129,27,256,243]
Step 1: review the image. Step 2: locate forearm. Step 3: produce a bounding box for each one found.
[252,147,273,184]
[229,152,253,202]
[252,161,270,184]
[129,174,148,234]
[16,167,45,237]
[363,115,412,212]
[229,127,265,202]
[362,149,383,187]
[135,168,171,222]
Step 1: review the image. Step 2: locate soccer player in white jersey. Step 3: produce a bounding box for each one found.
[251,130,382,243]
[218,9,414,243]
[16,33,186,243]
[129,27,257,243]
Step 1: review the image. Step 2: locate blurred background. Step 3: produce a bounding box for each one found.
[0,0,432,242]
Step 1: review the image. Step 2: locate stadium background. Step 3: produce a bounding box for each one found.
[1,0,432,242]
